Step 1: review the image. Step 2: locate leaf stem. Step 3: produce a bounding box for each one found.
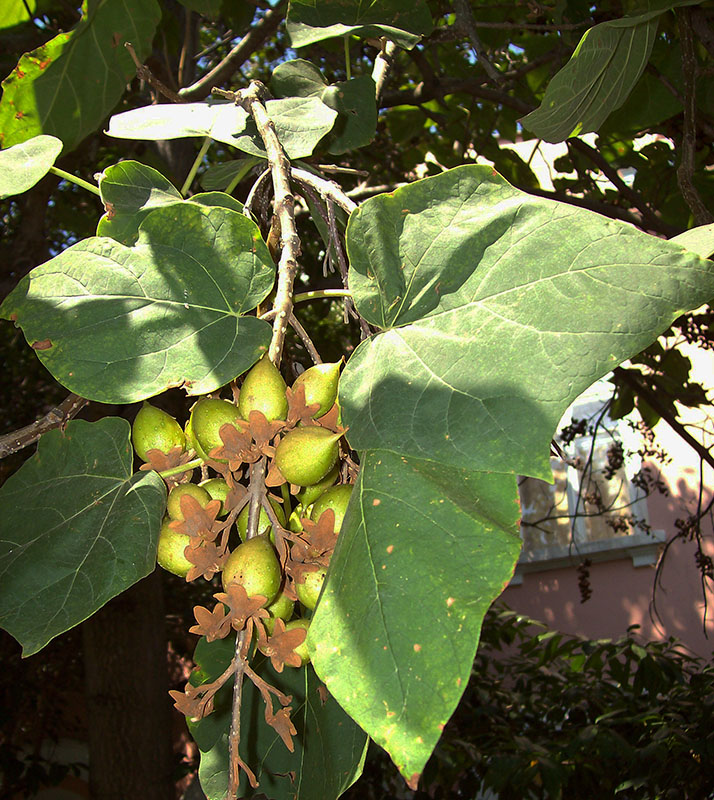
[49,166,101,197]
[181,137,212,197]
[293,288,352,304]
[344,35,352,80]
[158,457,204,478]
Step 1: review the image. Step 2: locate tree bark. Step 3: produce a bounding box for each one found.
[83,569,174,800]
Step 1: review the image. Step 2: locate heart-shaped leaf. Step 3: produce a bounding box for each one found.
[106,97,337,160]
[343,165,714,482]
[0,203,275,403]
[286,0,433,49]
[0,417,166,656]
[0,0,160,152]
[188,638,368,800]
[308,164,714,785]
[0,134,62,199]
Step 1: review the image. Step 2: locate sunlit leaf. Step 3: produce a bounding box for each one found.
[0,134,62,199]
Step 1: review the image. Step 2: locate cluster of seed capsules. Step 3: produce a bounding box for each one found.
[130,355,354,667]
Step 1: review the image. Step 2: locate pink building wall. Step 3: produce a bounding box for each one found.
[503,345,714,660]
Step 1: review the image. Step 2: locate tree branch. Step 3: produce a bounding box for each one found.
[0,394,88,459]
[216,82,301,365]
[676,7,714,226]
[452,0,502,84]
[179,2,287,101]
[613,367,714,473]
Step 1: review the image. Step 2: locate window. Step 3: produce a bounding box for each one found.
[513,378,666,583]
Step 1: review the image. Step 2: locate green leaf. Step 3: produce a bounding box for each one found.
[520,10,663,142]
[176,0,222,19]
[271,58,328,98]
[286,0,433,49]
[323,76,377,155]
[310,454,521,787]
[200,158,261,191]
[0,0,161,152]
[270,62,377,153]
[0,417,165,656]
[0,203,275,403]
[343,165,714,482]
[97,160,184,244]
[106,97,338,160]
[670,223,714,259]
[309,164,714,784]
[0,0,35,30]
[0,134,62,199]
[97,159,246,245]
[188,639,368,800]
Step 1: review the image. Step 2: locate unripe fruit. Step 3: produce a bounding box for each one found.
[295,567,326,611]
[310,484,353,534]
[190,398,242,460]
[292,361,341,418]
[274,427,341,486]
[222,535,281,604]
[156,518,193,577]
[132,402,186,461]
[167,483,212,520]
[296,464,339,507]
[264,589,295,635]
[237,495,287,542]
[238,354,288,422]
[284,618,311,665]
[200,478,230,517]
[184,417,209,461]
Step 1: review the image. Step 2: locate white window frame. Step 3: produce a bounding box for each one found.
[512,378,666,585]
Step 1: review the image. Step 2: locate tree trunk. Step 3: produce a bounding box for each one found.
[83,569,174,800]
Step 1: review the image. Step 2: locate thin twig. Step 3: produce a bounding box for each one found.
[453,0,502,84]
[290,167,357,215]
[567,138,680,236]
[676,7,714,226]
[288,312,322,364]
[0,394,88,459]
[227,631,247,798]
[179,1,287,101]
[124,42,185,104]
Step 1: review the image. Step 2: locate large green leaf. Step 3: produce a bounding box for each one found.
[0,417,166,656]
[106,97,338,160]
[0,0,160,152]
[188,637,368,800]
[0,134,62,199]
[308,164,714,785]
[0,203,275,403]
[310,455,521,787]
[0,0,35,30]
[286,0,433,49]
[343,165,714,482]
